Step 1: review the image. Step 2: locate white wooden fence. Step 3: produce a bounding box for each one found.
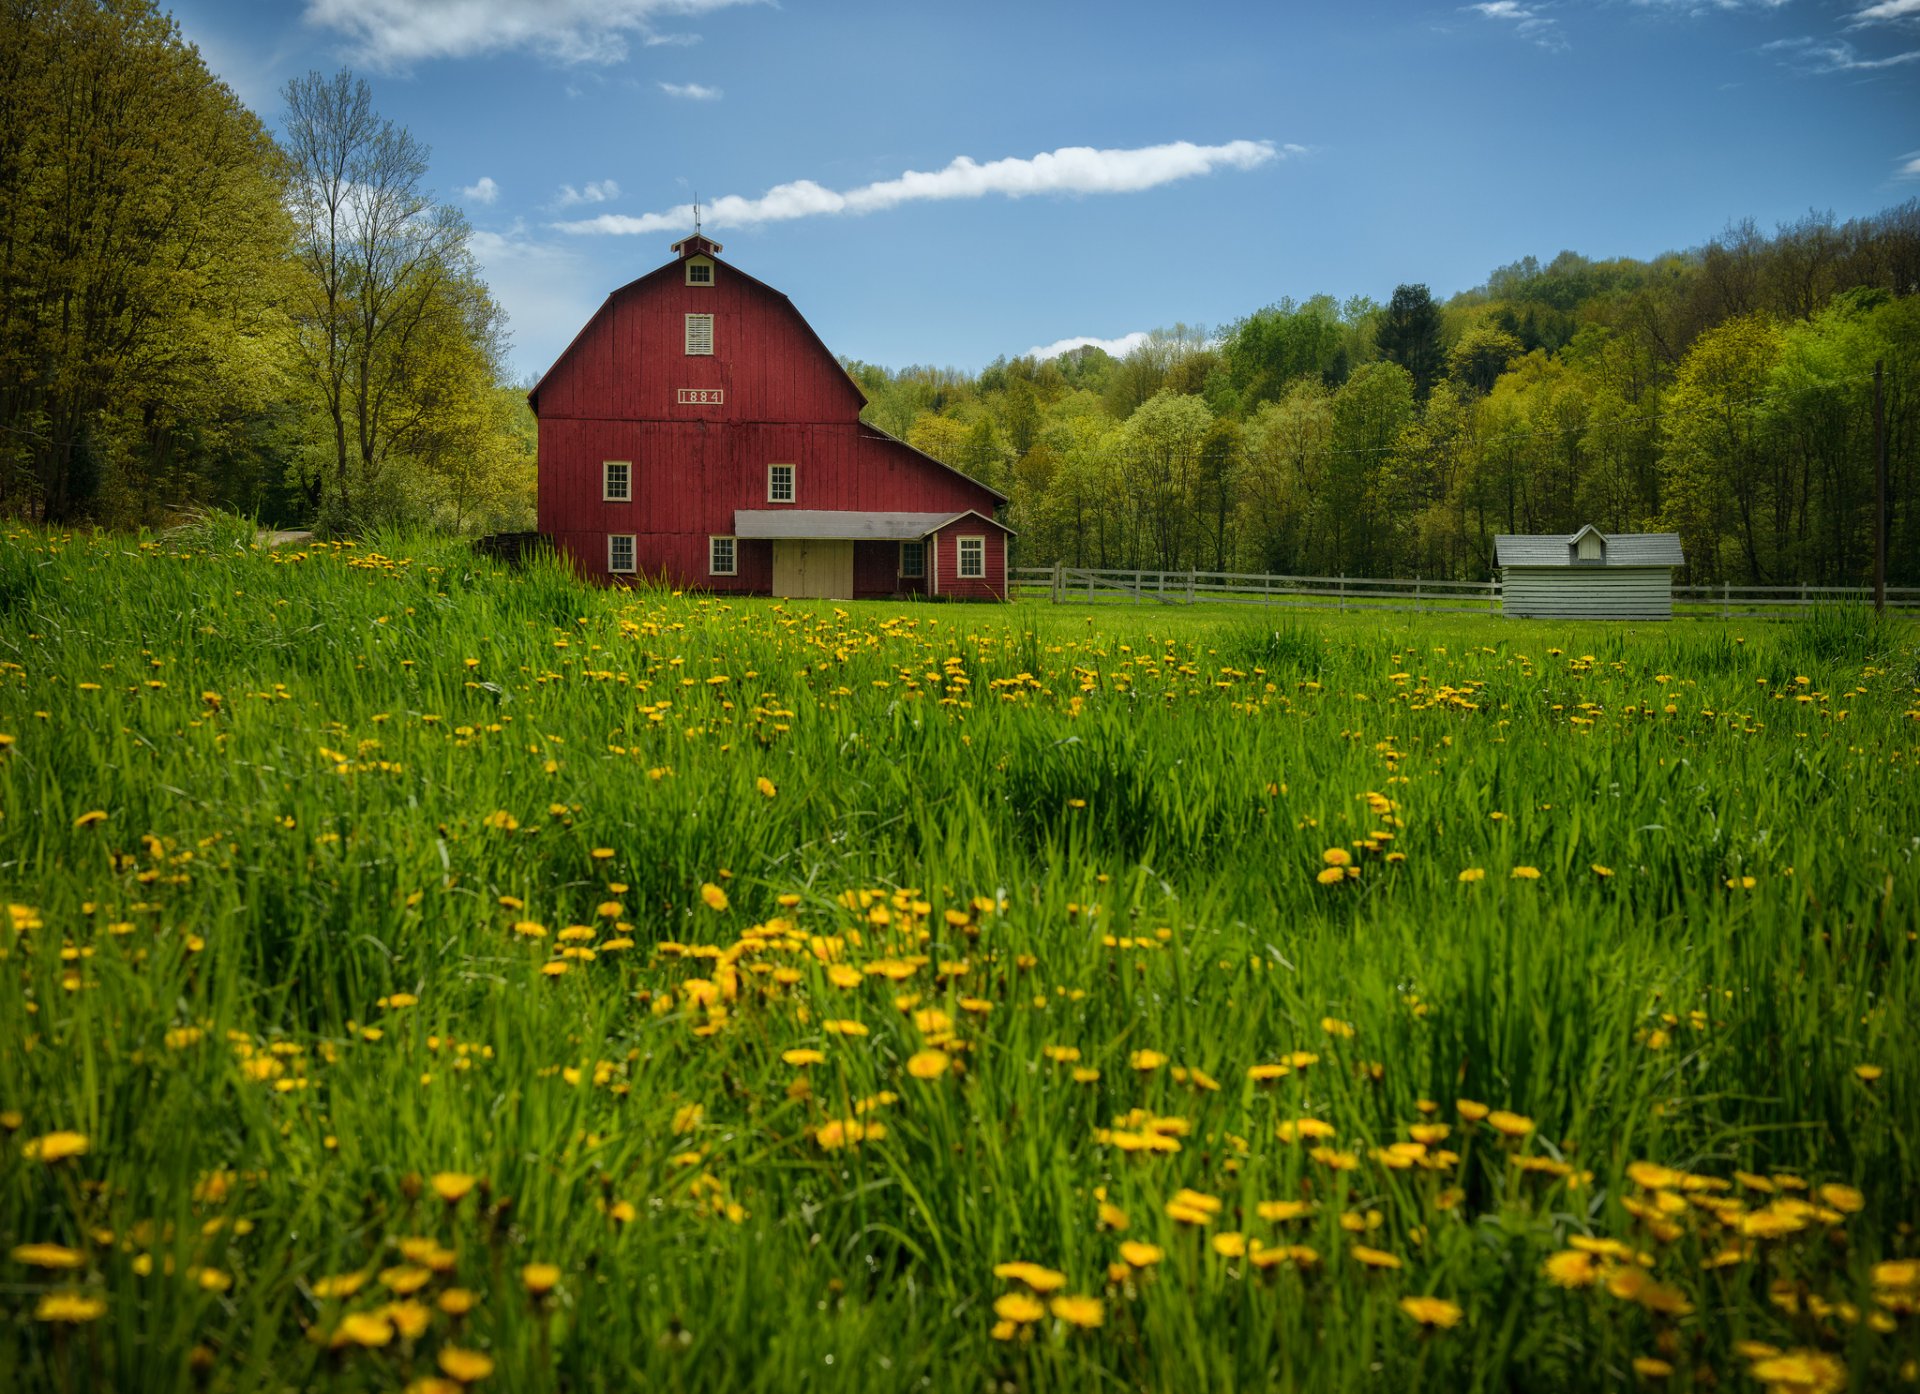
[1012,564,1920,617]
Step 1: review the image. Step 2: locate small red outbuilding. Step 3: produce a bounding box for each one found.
[528,234,1011,600]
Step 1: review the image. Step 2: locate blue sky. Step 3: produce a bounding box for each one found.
[168,0,1919,382]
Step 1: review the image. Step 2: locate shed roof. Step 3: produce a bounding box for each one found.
[733,509,1013,542]
[1495,529,1683,568]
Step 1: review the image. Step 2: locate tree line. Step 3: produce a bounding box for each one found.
[848,207,1919,586]
[0,0,532,533]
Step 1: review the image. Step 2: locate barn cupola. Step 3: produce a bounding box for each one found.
[672,230,723,286]
[1568,523,1607,564]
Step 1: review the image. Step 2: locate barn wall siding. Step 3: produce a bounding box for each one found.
[533,248,1007,599]
[930,522,1007,601]
[1501,567,1676,619]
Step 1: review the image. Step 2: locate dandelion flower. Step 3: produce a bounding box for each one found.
[992,1291,1045,1324]
[756,777,777,799]
[35,1291,106,1323]
[437,1347,496,1382]
[73,810,108,828]
[700,883,729,912]
[521,1263,560,1297]
[1119,1241,1164,1268]
[11,1243,85,1268]
[1511,866,1541,881]
[431,1172,478,1204]
[1351,1245,1402,1270]
[993,1262,1066,1293]
[22,1130,88,1163]
[1632,1357,1673,1379]
[1399,1296,1462,1328]
[1050,1294,1104,1328]
[1487,1110,1535,1138]
[906,1050,950,1080]
[1458,868,1485,884]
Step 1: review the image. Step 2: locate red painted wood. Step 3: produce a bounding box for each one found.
[532,245,1009,599]
[930,520,1007,601]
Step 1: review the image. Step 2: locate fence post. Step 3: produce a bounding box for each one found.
[1721,580,1729,620]
[1339,574,1346,612]
[1087,569,1094,600]
[1134,569,1142,605]
[1158,570,1166,603]
[1051,561,1062,604]
[1187,569,1196,604]
[1264,573,1272,607]
[1414,579,1422,613]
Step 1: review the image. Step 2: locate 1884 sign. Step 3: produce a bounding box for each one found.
[677,388,724,405]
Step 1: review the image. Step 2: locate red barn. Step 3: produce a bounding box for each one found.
[528,234,1011,600]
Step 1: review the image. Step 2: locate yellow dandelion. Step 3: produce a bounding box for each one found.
[1511,865,1541,880]
[437,1347,496,1382]
[1458,868,1485,883]
[906,1050,950,1080]
[1351,1245,1402,1270]
[22,1130,89,1163]
[1487,1110,1535,1138]
[700,883,729,912]
[1118,1241,1164,1268]
[35,1290,107,1323]
[431,1172,478,1204]
[992,1291,1046,1324]
[756,777,777,799]
[11,1243,86,1268]
[1399,1296,1463,1328]
[1050,1294,1104,1328]
[521,1263,560,1297]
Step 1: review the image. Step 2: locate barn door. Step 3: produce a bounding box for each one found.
[772,541,854,599]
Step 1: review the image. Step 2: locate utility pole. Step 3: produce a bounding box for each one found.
[1874,359,1887,615]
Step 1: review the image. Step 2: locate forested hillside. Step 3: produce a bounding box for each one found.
[850,208,1919,585]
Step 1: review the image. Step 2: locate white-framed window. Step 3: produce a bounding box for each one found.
[899,540,925,578]
[685,313,713,355]
[608,534,636,574]
[602,460,631,502]
[686,259,713,286]
[767,463,795,504]
[958,535,985,579]
[709,535,736,576]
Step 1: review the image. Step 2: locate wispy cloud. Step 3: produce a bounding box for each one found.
[659,81,722,99]
[1026,332,1151,362]
[1466,1,1568,50]
[1897,151,1920,179]
[555,180,621,209]
[554,139,1293,236]
[1849,0,1920,21]
[460,176,500,205]
[302,0,763,69]
[1764,35,1920,69]
[1631,0,1791,12]
[645,32,703,46]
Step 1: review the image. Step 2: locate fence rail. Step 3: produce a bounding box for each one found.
[1012,565,1920,617]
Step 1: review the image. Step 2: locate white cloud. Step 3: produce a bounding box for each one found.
[1764,35,1920,68]
[1851,0,1920,20]
[1466,2,1568,51]
[659,81,722,99]
[460,176,500,205]
[1631,0,1790,10]
[555,179,621,208]
[645,32,703,46]
[554,138,1292,236]
[1025,332,1151,362]
[302,0,762,69]
[1898,152,1920,178]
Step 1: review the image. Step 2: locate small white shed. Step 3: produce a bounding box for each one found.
[1495,525,1685,619]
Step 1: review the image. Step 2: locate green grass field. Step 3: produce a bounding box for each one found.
[1,528,1916,1393]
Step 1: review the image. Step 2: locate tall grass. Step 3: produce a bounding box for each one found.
[0,527,1915,1392]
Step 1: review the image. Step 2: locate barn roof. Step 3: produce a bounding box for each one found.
[525,248,864,414]
[1495,529,1684,568]
[734,509,1014,541]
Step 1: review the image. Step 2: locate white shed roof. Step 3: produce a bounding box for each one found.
[1495,528,1683,568]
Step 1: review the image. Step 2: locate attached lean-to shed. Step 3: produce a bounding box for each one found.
[1494,525,1685,619]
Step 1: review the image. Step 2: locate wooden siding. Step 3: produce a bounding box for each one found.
[1502,567,1675,620]
[533,264,867,425]
[930,521,1007,601]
